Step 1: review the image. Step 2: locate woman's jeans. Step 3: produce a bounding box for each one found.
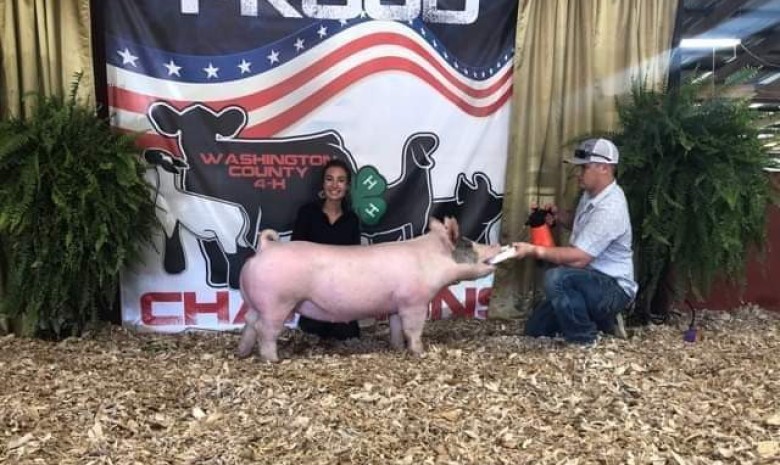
[524,267,631,344]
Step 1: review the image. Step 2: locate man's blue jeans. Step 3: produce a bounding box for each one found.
[524,267,631,344]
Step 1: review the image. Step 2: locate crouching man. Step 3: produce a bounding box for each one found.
[512,138,637,344]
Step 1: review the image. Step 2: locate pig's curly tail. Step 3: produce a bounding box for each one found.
[257,229,280,250]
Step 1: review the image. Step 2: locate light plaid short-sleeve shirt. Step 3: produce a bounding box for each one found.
[570,181,638,299]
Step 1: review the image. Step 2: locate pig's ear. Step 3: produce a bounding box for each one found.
[428,217,448,242]
[443,216,460,246]
[428,217,444,233]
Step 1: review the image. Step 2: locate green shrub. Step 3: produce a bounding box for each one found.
[613,80,778,323]
[0,78,159,338]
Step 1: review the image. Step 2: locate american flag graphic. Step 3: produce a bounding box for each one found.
[106,15,515,155]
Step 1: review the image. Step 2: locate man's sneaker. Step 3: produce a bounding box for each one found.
[612,312,628,339]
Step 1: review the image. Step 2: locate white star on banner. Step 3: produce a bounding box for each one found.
[117,48,138,67]
[317,25,328,38]
[238,59,252,74]
[432,40,437,48]
[420,28,426,36]
[163,59,181,76]
[339,19,348,27]
[203,63,219,78]
[454,62,459,69]
[267,50,280,64]
[294,38,305,51]
[444,52,448,59]
[359,10,367,18]
[489,68,494,74]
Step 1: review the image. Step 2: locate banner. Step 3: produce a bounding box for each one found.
[104,0,518,332]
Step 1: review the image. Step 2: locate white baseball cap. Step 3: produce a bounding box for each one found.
[566,138,619,165]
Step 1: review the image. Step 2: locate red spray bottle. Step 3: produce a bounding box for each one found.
[526,208,556,248]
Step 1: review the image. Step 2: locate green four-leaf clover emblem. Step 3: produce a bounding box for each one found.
[351,166,387,225]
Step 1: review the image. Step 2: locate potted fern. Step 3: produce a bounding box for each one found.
[611,79,778,324]
[0,79,159,338]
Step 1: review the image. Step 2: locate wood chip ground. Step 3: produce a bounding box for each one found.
[1,307,779,464]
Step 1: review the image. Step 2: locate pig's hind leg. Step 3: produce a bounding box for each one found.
[236,301,290,363]
[236,306,260,359]
[256,311,288,363]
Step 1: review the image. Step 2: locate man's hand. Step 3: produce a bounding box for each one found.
[512,242,538,260]
[513,241,593,268]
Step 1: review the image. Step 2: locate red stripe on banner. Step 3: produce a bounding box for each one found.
[109,32,512,115]
[241,57,514,137]
[109,89,191,115]
[234,33,512,104]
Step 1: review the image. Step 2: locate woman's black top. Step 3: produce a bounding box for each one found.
[291,202,360,246]
[290,201,361,340]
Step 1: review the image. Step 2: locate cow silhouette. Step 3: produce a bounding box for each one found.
[431,172,503,244]
[146,102,357,287]
[148,102,358,230]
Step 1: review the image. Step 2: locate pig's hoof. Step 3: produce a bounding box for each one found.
[260,350,280,363]
[408,346,425,357]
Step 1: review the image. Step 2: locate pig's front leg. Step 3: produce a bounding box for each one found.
[399,306,427,355]
[389,314,405,350]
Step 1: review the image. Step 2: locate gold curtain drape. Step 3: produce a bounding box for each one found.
[490,0,679,319]
[0,0,93,118]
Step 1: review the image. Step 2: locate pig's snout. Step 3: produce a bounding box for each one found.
[453,238,501,264]
[476,243,502,264]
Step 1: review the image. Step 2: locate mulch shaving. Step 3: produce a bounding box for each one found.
[1,306,779,464]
